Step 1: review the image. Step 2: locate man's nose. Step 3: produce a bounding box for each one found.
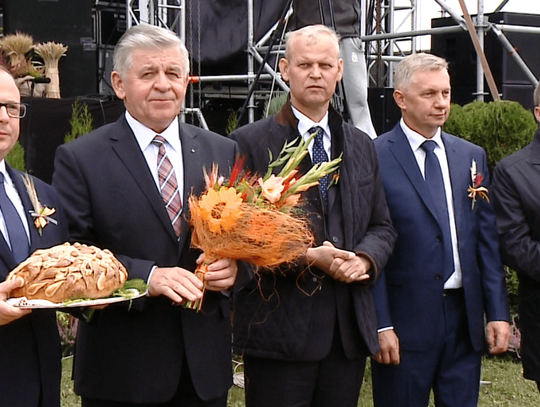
[434,93,449,107]
[310,65,322,77]
[0,105,10,121]
[154,71,171,90]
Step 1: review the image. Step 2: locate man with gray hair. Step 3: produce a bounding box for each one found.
[53,24,239,407]
[492,82,540,393]
[231,24,396,407]
[371,52,510,406]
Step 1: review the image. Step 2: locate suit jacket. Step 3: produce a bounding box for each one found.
[230,99,396,361]
[492,126,540,380]
[0,165,68,407]
[372,124,510,352]
[52,115,238,404]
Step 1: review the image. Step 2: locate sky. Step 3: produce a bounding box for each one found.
[392,0,540,50]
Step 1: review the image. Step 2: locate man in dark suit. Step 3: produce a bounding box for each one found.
[52,25,238,407]
[0,67,68,407]
[230,25,396,407]
[492,82,540,392]
[371,53,510,407]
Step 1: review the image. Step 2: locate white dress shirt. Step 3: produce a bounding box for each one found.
[125,111,184,215]
[400,119,463,289]
[0,160,30,249]
[291,105,332,159]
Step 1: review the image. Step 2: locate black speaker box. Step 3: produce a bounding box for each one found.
[368,87,402,136]
[431,12,540,109]
[4,0,97,97]
[4,0,93,44]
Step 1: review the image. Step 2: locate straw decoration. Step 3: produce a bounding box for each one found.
[0,32,34,67]
[34,42,68,99]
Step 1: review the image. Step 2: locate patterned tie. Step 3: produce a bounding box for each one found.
[152,135,182,237]
[310,126,329,206]
[0,172,29,263]
[421,140,454,279]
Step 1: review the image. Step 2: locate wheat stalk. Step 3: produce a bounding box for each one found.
[0,32,34,66]
[34,42,68,99]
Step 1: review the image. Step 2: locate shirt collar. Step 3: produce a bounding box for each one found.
[0,160,11,186]
[125,111,181,153]
[291,105,330,139]
[400,118,444,153]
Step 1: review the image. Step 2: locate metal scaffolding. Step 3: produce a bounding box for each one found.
[116,0,539,124]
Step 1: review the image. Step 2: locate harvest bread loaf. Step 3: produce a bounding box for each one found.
[7,242,128,303]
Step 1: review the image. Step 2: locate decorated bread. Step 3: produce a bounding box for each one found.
[7,242,128,303]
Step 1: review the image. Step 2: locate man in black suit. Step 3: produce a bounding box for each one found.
[492,82,540,391]
[230,25,396,407]
[0,67,68,407]
[53,25,238,407]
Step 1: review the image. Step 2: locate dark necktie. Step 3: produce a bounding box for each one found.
[152,136,182,237]
[421,140,454,279]
[0,172,29,263]
[310,126,329,206]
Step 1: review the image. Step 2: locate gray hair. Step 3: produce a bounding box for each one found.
[113,24,190,77]
[284,24,340,60]
[394,53,449,91]
[534,82,540,108]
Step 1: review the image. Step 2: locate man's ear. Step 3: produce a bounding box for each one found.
[111,71,125,100]
[279,58,289,82]
[535,106,540,123]
[393,90,406,110]
[337,58,344,82]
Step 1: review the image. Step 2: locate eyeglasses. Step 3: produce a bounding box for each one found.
[0,102,26,118]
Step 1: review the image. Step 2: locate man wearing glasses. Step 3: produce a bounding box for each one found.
[0,66,69,407]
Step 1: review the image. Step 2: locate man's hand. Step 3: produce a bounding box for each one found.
[306,241,371,283]
[148,267,204,305]
[373,329,400,365]
[0,278,31,326]
[486,320,511,354]
[201,257,238,292]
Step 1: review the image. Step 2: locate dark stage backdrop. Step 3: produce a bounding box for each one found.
[20,97,125,184]
[184,0,290,75]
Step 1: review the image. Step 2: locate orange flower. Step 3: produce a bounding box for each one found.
[199,187,243,233]
[258,175,285,203]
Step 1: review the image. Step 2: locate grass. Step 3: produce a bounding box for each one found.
[62,355,540,406]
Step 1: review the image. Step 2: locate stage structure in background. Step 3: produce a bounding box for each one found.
[3,0,539,133]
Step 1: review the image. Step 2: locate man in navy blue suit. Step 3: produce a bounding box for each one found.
[0,66,68,407]
[371,53,510,406]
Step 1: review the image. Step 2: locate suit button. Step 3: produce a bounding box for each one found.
[332,236,339,243]
[436,236,442,242]
[436,274,443,280]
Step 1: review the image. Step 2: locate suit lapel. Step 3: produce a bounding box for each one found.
[110,118,179,244]
[178,123,201,249]
[0,166,34,277]
[388,127,439,223]
[443,133,468,233]
[8,167,41,253]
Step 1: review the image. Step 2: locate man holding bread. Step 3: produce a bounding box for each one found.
[53,24,239,407]
[0,66,69,407]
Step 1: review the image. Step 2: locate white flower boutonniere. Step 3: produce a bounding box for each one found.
[467,159,490,210]
[21,173,57,235]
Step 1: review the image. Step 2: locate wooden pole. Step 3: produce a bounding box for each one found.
[457,0,500,101]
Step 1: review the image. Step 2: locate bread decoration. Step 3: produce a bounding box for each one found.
[7,242,128,303]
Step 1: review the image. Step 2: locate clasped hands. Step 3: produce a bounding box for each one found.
[306,241,371,283]
[148,254,237,305]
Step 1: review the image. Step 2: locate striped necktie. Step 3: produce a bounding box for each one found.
[0,172,29,263]
[152,135,182,237]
